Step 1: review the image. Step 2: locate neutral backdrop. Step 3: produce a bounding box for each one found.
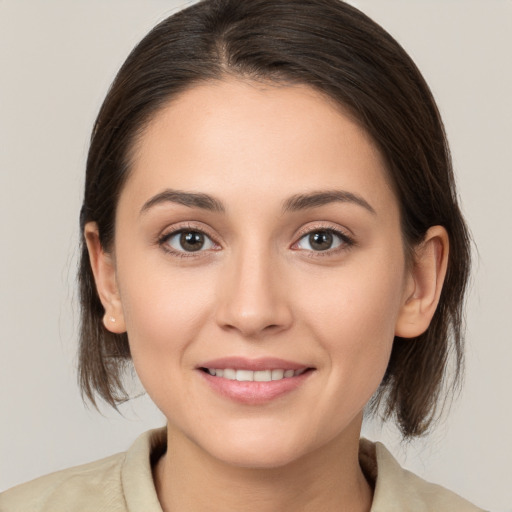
[0,1,511,510]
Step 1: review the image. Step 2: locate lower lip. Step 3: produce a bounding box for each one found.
[198,370,313,405]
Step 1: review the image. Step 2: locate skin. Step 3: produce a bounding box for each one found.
[86,78,449,512]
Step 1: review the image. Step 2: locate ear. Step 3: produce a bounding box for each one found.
[84,222,126,334]
[395,226,449,338]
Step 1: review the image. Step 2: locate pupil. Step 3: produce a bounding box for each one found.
[309,231,333,251]
[180,231,204,252]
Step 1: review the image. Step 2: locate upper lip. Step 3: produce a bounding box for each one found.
[198,357,312,371]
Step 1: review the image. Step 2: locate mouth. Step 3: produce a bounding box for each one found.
[200,367,310,381]
[197,357,315,404]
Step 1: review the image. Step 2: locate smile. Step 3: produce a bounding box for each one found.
[198,358,315,404]
[201,368,308,381]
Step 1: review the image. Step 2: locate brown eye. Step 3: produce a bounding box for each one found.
[295,229,351,253]
[308,231,334,251]
[163,230,216,253]
[180,231,205,251]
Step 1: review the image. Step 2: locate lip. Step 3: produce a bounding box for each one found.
[198,356,309,371]
[197,357,315,405]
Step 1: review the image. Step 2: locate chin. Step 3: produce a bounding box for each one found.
[212,443,304,470]
[196,425,319,470]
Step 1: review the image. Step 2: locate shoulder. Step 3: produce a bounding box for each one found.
[0,452,126,512]
[0,427,166,512]
[359,439,487,512]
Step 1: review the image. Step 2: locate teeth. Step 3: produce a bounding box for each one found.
[223,368,236,380]
[236,369,253,381]
[205,368,307,381]
[254,370,272,382]
[271,369,284,380]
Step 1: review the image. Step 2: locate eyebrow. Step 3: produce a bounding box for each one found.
[282,190,376,215]
[139,188,376,216]
[140,189,225,215]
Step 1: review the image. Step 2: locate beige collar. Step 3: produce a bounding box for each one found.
[121,428,483,512]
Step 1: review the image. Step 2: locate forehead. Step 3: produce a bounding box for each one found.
[122,78,397,217]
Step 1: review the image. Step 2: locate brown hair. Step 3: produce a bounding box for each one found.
[79,0,471,438]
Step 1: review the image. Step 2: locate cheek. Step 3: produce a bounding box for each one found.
[116,258,216,383]
[298,252,405,342]
[294,251,406,402]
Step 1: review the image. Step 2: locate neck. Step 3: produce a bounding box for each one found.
[154,419,373,512]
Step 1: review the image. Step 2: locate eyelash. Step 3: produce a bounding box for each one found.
[292,224,355,257]
[157,223,220,259]
[157,223,355,258]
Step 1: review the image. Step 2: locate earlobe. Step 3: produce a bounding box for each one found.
[395,226,449,338]
[84,222,126,334]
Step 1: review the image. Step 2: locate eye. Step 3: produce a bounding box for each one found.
[294,229,351,252]
[161,229,217,253]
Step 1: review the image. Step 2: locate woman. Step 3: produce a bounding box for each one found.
[0,0,486,510]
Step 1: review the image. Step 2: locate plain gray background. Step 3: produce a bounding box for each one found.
[1,1,511,510]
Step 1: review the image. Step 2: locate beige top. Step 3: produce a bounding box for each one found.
[0,428,485,512]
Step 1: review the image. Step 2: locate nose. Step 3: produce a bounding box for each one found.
[214,245,293,339]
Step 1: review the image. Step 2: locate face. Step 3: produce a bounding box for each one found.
[106,79,414,468]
